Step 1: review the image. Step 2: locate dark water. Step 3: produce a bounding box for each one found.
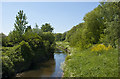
[16,50,66,77]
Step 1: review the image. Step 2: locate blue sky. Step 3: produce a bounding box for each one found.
[2,2,100,35]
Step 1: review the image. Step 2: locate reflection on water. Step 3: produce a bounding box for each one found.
[16,50,66,77]
[51,53,66,77]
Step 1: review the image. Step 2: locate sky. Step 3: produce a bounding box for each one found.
[2,2,100,35]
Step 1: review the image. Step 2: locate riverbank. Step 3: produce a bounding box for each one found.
[56,42,118,77]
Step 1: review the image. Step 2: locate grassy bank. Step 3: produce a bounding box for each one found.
[57,42,118,77]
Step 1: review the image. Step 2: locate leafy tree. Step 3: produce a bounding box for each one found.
[83,6,104,44]
[61,32,67,41]
[42,32,55,44]
[41,23,54,32]
[25,25,32,33]
[99,2,120,47]
[35,23,39,28]
[67,2,120,49]
[54,33,62,41]
[1,33,7,46]
[66,23,84,42]
[7,30,22,44]
[7,10,28,44]
[32,23,42,35]
[14,10,28,35]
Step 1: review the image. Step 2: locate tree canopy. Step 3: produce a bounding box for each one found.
[41,23,54,32]
[14,10,28,35]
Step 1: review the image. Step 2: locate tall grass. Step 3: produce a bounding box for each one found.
[63,43,118,77]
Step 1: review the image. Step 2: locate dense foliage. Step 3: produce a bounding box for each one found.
[41,23,54,32]
[1,10,55,78]
[65,2,120,49]
[54,32,66,41]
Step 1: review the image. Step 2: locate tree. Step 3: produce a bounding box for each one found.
[83,6,104,44]
[42,32,55,44]
[7,30,22,44]
[25,25,32,33]
[100,2,120,47]
[41,23,54,32]
[14,10,28,35]
[1,33,7,46]
[54,33,62,41]
[66,23,84,42]
[61,32,67,41]
[35,23,39,28]
[32,23,42,34]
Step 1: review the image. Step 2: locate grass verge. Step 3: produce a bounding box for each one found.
[60,42,118,77]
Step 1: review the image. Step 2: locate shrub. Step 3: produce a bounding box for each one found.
[42,32,55,44]
[2,56,15,78]
[91,44,112,52]
[19,41,34,62]
[2,41,34,77]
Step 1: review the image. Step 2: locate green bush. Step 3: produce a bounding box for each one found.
[19,41,33,62]
[2,41,34,77]
[42,32,55,44]
[2,56,15,78]
[2,46,24,78]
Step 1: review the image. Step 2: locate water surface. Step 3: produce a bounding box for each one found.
[16,50,66,77]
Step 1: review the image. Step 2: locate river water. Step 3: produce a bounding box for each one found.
[16,50,66,77]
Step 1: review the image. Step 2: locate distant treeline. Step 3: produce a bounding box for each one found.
[54,32,66,41]
[1,10,55,78]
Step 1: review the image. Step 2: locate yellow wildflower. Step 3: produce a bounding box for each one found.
[91,44,112,52]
